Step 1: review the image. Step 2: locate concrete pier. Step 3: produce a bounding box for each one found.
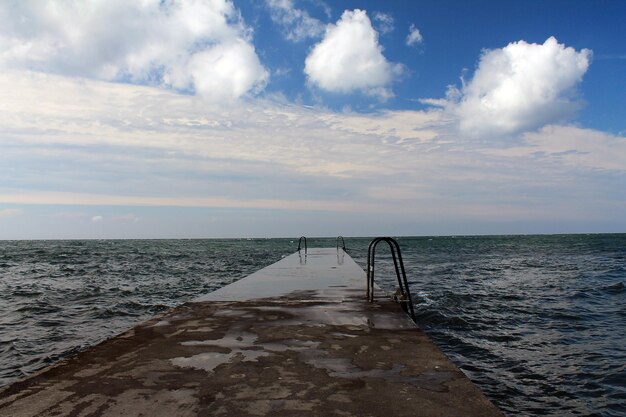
[0,248,503,416]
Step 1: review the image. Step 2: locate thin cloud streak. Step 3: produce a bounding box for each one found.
[0,208,23,218]
[0,191,367,212]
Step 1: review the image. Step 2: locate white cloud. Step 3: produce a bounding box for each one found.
[406,24,423,46]
[0,70,624,237]
[182,39,268,101]
[265,0,325,41]
[0,0,268,102]
[447,37,591,137]
[304,9,401,99]
[373,12,394,35]
[0,208,22,218]
[91,215,103,223]
[482,125,626,172]
[317,110,441,144]
[418,98,447,107]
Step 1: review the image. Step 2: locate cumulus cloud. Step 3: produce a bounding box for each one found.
[265,0,325,41]
[447,37,591,137]
[182,39,268,101]
[304,9,401,99]
[406,24,423,46]
[0,0,268,102]
[373,12,394,34]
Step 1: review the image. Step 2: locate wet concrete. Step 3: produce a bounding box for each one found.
[0,248,503,416]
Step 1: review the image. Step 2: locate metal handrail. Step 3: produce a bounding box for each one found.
[297,236,307,254]
[336,236,346,252]
[366,237,416,322]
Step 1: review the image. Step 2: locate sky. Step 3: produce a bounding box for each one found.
[0,0,625,239]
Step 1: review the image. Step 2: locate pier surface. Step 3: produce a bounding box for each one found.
[0,248,502,416]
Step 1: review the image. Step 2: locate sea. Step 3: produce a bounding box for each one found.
[0,235,624,416]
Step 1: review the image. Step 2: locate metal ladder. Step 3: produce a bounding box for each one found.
[336,236,346,252]
[367,237,416,322]
[297,236,307,254]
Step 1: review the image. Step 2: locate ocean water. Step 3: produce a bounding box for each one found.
[0,235,624,416]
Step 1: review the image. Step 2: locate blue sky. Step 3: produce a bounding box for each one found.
[0,0,624,239]
[241,0,625,128]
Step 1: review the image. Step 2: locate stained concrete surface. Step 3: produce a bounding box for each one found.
[0,249,503,416]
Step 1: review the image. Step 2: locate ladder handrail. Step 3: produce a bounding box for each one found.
[336,236,346,252]
[297,236,307,254]
[367,237,416,322]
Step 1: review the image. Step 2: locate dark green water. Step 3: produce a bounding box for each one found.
[1,235,624,416]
